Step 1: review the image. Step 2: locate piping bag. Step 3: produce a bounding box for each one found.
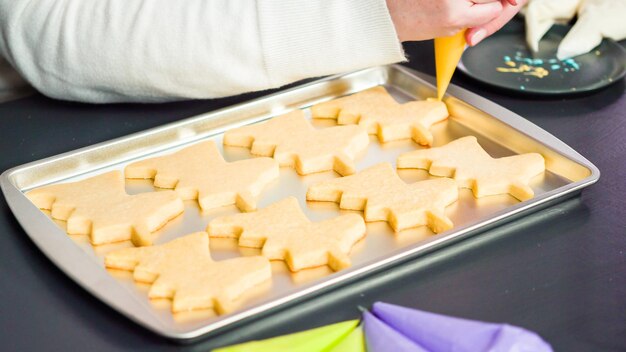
[434,29,467,101]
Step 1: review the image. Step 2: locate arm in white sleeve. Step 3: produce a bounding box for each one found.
[0,0,405,103]
[0,56,33,103]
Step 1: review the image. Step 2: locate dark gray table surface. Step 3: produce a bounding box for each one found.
[1,39,625,351]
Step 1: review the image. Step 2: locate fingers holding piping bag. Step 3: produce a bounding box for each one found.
[463,1,507,29]
[473,0,518,5]
[386,0,506,41]
[467,0,528,46]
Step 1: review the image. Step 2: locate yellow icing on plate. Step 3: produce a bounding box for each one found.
[496,63,550,78]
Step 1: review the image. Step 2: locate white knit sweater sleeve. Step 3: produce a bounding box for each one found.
[0,0,405,103]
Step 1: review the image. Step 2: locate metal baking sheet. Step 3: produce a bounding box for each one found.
[0,65,599,341]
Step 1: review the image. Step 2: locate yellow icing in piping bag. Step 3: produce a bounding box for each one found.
[435,29,467,101]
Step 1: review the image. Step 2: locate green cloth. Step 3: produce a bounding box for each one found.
[327,325,365,352]
[213,320,360,352]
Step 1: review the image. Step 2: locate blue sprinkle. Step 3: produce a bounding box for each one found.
[565,68,570,72]
[532,59,544,65]
[524,58,533,64]
[551,64,561,70]
[503,55,511,62]
[520,85,526,90]
[564,59,580,70]
[549,59,558,63]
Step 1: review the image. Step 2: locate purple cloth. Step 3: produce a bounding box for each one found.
[372,302,553,352]
[363,310,428,352]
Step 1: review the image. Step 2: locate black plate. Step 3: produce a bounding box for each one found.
[458,22,626,95]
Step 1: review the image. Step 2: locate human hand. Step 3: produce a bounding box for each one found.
[386,0,510,42]
[465,0,529,46]
[526,0,626,59]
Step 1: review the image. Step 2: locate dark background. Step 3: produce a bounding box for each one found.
[1,37,625,351]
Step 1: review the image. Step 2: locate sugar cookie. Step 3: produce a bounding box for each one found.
[223,110,369,176]
[104,232,271,314]
[397,136,545,201]
[307,163,458,233]
[311,86,448,145]
[125,140,278,212]
[26,171,184,246]
[207,197,366,272]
